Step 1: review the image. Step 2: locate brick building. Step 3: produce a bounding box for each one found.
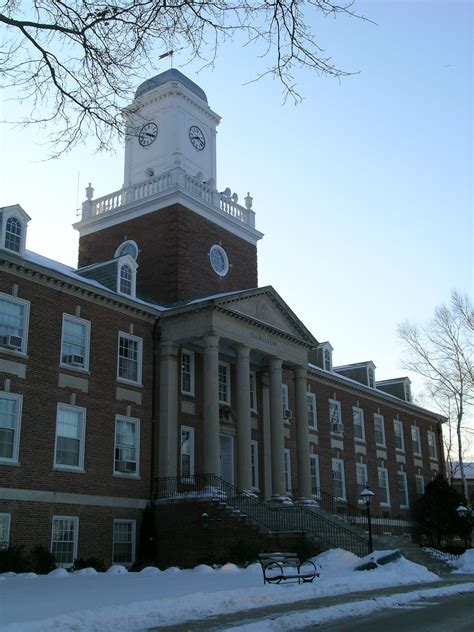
[0,70,445,567]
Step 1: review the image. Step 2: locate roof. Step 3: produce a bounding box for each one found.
[334,361,376,371]
[376,377,411,386]
[135,69,208,103]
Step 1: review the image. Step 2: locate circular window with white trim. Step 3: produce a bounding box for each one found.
[115,240,139,261]
[209,244,229,277]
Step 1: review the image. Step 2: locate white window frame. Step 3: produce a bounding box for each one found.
[427,430,437,460]
[218,361,231,405]
[53,403,86,471]
[51,516,79,568]
[367,367,375,388]
[356,463,368,499]
[281,384,289,413]
[251,440,259,490]
[117,332,143,385]
[284,448,292,494]
[0,292,30,356]
[374,413,386,447]
[112,519,136,566]
[116,255,137,298]
[415,475,425,496]
[114,240,138,260]
[323,347,332,372]
[180,425,195,478]
[352,406,365,442]
[307,392,317,429]
[377,467,390,506]
[114,415,140,477]
[397,471,409,508]
[0,513,11,549]
[181,349,195,396]
[411,425,422,456]
[310,454,320,499]
[2,212,27,255]
[332,458,346,501]
[250,371,257,413]
[329,399,343,434]
[60,314,91,371]
[0,391,22,464]
[393,419,405,452]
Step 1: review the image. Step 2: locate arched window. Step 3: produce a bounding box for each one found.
[119,264,133,295]
[115,240,138,261]
[5,217,22,253]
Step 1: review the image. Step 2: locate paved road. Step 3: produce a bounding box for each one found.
[308,591,474,631]
[149,575,474,631]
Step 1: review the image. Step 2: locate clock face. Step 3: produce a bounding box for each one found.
[189,125,205,151]
[138,122,158,147]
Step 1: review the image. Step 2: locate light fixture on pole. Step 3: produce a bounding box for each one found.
[360,484,375,554]
[456,503,473,548]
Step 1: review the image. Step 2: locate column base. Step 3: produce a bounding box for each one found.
[295,497,318,506]
[241,489,259,499]
[269,494,293,506]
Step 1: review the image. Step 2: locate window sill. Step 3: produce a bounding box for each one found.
[330,431,344,438]
[251,409,258,415]
[116,378,143,388]
[59,364,90,375]
[395,448,405,453]
[53,466,85,474]
[376,443,387,449]
[309,426,318,433]
[429,457,438,462]
[113,472,141,480]
[0,348,28,359]
[354,437,366,443]
[380,503,391,508]
[181,391,195,398]
[0,460,20,467]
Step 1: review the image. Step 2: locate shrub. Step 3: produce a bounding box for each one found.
[72,557,106,572]
[30,546,57,574]
[0,545,30,573]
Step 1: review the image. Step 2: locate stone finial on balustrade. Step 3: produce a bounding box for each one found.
[223,187,231,197]
[85,183,94,201]
[231,192,238,203]
[81,183,95,219]
[244,192,253,210]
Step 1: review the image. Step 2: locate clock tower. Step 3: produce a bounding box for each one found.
[74,70,263,306]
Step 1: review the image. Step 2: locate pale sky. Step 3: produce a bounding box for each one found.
[0,1,472,450]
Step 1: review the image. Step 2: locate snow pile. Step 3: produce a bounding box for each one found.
[451,548,474,573]
[0,550,440,632]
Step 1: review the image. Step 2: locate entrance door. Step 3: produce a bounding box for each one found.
[220,434,234,486]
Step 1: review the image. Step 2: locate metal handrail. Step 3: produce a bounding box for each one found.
[155,475,370,557]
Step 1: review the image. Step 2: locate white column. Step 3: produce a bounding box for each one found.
[158,342,179,478]
[269,357,286,498]
[261,372,272,499]
[203,334,220,477]
[294,366,312,501]
[236,345,252,491]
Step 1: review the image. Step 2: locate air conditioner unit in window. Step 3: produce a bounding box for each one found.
[63,354,84,366]
[117,460,136,473]
[0,334,22,350]
[283,409,292,420]
[332,423,343,434]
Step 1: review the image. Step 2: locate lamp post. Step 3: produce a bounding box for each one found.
[360,485,375,554]
[456,503,473,548]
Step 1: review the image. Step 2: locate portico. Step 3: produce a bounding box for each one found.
[156,287,318,503]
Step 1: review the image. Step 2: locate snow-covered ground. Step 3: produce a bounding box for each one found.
[1,549,473,632]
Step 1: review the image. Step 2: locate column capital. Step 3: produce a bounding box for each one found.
[293,365,308,381]
[268,356,282,371]
[235,344,251,360]
[159,341,180,357]
[203,333,220,349]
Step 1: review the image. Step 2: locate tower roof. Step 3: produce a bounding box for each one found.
[135,69,208,103]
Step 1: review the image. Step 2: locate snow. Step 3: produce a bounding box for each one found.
[451,549,474,573]
[0,549,449,631]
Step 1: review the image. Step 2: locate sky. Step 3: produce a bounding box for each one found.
[0,2,472,446]
[2,547,474,630]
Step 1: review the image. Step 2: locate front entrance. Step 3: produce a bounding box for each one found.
[220,434,234,485]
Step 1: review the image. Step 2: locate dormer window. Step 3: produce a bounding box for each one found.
[0,205,30,256]
[324,348,332,371]
[367,367,375,388]
[119,264,133,295]
[5,218,22,253]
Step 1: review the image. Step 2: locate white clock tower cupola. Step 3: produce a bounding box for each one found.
[123,69,220,188]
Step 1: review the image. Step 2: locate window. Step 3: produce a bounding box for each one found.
[250,371,257,412]
[367,367,375,388]
[114,416,140,476]
[54,404,86,470]
[377,468,390,506]
[0,513,11,549]
[415,475,425,496]
[115,240,138,260]
[329,399,343,433]
[209,244,229,277]
[411,425,421,456]
[60,315,90,370]
[281,384,289,413]
[5,217,22,253]
[397,471,409,508]
[119,264,133,296]
[393,420,405,452]
[404,382,412,402]
[310,454,320,498]
[113,520,136,566]
[218,362,231,404]
[181,349,195,396]
[117,332,142,384]
[181,426,195,477]
[307,392,317,429]
[427,431,437,460]
[284,448,292,494]
[51,517,78,568]
[323,348,332,371]
[352,407,365,441]
[0,293,29,354]
[0,392,22,463]
[332,458,346,500]
[251,440,259,489]
[374,414,386,447]
[356,463,368,497]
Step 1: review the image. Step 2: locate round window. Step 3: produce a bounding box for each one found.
[115,240,138,261]
[209,245,229,277]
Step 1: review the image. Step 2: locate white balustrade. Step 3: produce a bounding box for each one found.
[81,169,255,229]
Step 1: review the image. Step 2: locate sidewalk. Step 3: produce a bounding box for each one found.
[150,573,474,631]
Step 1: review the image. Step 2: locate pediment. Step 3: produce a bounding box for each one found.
[215,288,317,345]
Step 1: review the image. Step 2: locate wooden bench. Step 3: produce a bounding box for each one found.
[258,552,319,585]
